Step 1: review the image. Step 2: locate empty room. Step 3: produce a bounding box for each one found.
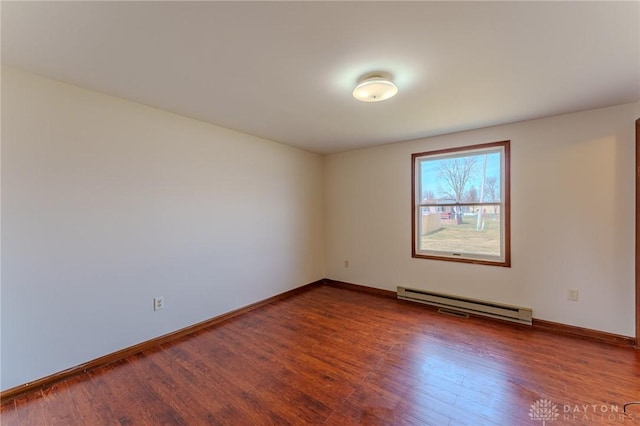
[1,1,639,425]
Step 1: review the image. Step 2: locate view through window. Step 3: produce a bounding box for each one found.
[412,140,510,266]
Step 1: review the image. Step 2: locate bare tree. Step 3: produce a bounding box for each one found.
[465,186,479,203]
[484,176,499,213]
[438,156,477,223]
[438,157,477,201]
[484,176,498,201]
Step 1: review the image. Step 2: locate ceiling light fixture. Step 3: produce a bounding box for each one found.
[352,73,398,102]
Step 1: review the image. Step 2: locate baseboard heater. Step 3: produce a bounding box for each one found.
[397,286,533,325]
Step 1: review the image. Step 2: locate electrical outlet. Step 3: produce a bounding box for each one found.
[153,296,165,311]
[344,260,349,268]
[568,289,579,302]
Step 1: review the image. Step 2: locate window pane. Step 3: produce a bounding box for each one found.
[419,208,501,257]
[419,151,501,205]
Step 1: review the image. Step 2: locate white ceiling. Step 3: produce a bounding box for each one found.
[2,1,639,154]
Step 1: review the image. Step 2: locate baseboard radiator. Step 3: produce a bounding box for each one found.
[397,286,533,325]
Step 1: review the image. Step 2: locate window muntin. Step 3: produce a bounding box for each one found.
[412,140,510,267]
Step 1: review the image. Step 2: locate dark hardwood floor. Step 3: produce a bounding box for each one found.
[2,284,639,425]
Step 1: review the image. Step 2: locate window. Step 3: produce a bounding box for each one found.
[412,140,510,266]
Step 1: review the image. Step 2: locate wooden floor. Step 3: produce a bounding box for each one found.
[2,284,639,425]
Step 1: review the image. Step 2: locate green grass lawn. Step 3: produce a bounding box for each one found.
[421,215,501,256]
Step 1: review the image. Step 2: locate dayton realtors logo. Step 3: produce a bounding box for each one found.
[529,399,559,425]
[529,399,638,423]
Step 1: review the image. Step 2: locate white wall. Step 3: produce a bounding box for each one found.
[325,102,638,337]
[1,68,325,390]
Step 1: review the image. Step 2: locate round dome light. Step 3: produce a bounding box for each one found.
[352,76,398,102]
